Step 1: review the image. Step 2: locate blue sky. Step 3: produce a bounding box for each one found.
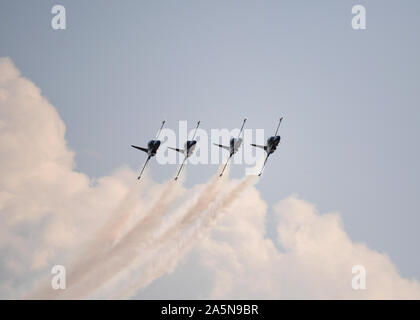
[1,0,419,282]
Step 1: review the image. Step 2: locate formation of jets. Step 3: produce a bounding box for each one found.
[131,118,284,180]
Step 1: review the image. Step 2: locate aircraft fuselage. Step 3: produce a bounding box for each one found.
[266,135,280,154]
[229,137,243,156]
[147,139,161,157]
[184,140,197,157]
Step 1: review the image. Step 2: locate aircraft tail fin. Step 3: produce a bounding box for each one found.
[131,145,148,153]
[168,147,184,154]
[213,143,230,151]
[251,144,267,151]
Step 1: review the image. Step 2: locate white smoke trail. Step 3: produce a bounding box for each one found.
[58,179,184,299]
[29,175,183,299]
[114,175,257,299]
[31,162,231,299]
[88,166,230,298]
[27,179,144,299]
[153,165,228,245]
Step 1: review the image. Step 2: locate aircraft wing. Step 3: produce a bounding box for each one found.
[131,145,148,153]
[251,144,267,151]
[258,153,270,176]
[213,143,230,151]
[168,147,184,153]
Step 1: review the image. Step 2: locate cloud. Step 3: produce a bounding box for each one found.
[183,192,420,299]
[1,57,419,299]
[0,57,144,298]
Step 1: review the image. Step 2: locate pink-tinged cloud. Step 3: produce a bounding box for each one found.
[1,57,419,299]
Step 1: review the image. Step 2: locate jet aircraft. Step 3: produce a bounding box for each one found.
[131,120,166,180]
[214,118,247,177]
[168,121,201,181]
[251,117,283,176]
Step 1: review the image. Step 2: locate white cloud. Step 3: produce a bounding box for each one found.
[1,57,419,299]
[184,191,420,299]
[0,57,144,298]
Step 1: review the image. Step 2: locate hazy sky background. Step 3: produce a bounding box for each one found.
[1,0,419,286]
